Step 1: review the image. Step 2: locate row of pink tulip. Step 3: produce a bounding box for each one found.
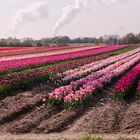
[48,50,140,106]
[70,57,140,103]
[0,45,128,73]
[71,52,140,90]
[53,48,140,85]
[114,64,140,100]
[50,54,138,103]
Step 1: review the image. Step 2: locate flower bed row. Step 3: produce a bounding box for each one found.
[48,52,140,108]
[0,45,88,57]
[0,45,127,62]
[52,48,140,86]
[0,45,128,74]
[113,64,140,100]
[0,47,29,52]
[0,47,36,55]
[136,80,140,97]
[0,55,107,94]
[0,46,137,94]
[71,52,140,90]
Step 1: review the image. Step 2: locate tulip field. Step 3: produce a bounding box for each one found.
[0,45,140,106]
[0,44,140,136]
[0,45,127,73]
[48,47,140,107]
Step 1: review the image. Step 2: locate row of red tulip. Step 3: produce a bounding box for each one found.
[0,47,29,52]
[113,64,140,100]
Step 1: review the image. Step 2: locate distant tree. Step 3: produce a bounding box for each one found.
[0,33,140,47]
[102,35,120,45]
[0,39,7,47]
[98,37,104,44]
[94,38,99,45]
[36,41,43,46]
[53,36,70,46]
[136,33,140,43]
[72,38,82,43]
[122,33,137,44]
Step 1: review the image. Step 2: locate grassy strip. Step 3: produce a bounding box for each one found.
[80,135,102,140]
[106,45,140,56]
[1,45,138,76]
[80,135,139,140]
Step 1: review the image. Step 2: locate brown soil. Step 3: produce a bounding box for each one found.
[0,84,140,138]
[0,133,140,140]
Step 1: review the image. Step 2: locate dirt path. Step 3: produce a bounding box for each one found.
[0,133,140,140]
[0,84,139,138]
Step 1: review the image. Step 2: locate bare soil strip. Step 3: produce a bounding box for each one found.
[0,133,140,140]
[0,84,139,138]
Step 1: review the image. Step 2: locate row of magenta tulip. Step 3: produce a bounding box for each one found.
[48,51,140,107]
[0,45,127,74]
[113,64,140,100]
[0,55,106,93]
[52,48,140,86]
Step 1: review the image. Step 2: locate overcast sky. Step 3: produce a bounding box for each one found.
[0,0,139,39]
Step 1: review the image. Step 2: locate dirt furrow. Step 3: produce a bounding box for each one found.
[34,108,85,134]
[6,106,60,134]
[0,84,140,135]
[0,85,55,133]
[67,101,128,134]
[33,88,114,134]
[121,100,140,134]
[0,91,46,125]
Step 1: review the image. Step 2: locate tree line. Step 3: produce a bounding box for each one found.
[0,33,140,47]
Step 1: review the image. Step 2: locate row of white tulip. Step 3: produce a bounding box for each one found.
[54,48,140,85]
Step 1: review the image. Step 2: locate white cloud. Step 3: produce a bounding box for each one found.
[3,1,48,37]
